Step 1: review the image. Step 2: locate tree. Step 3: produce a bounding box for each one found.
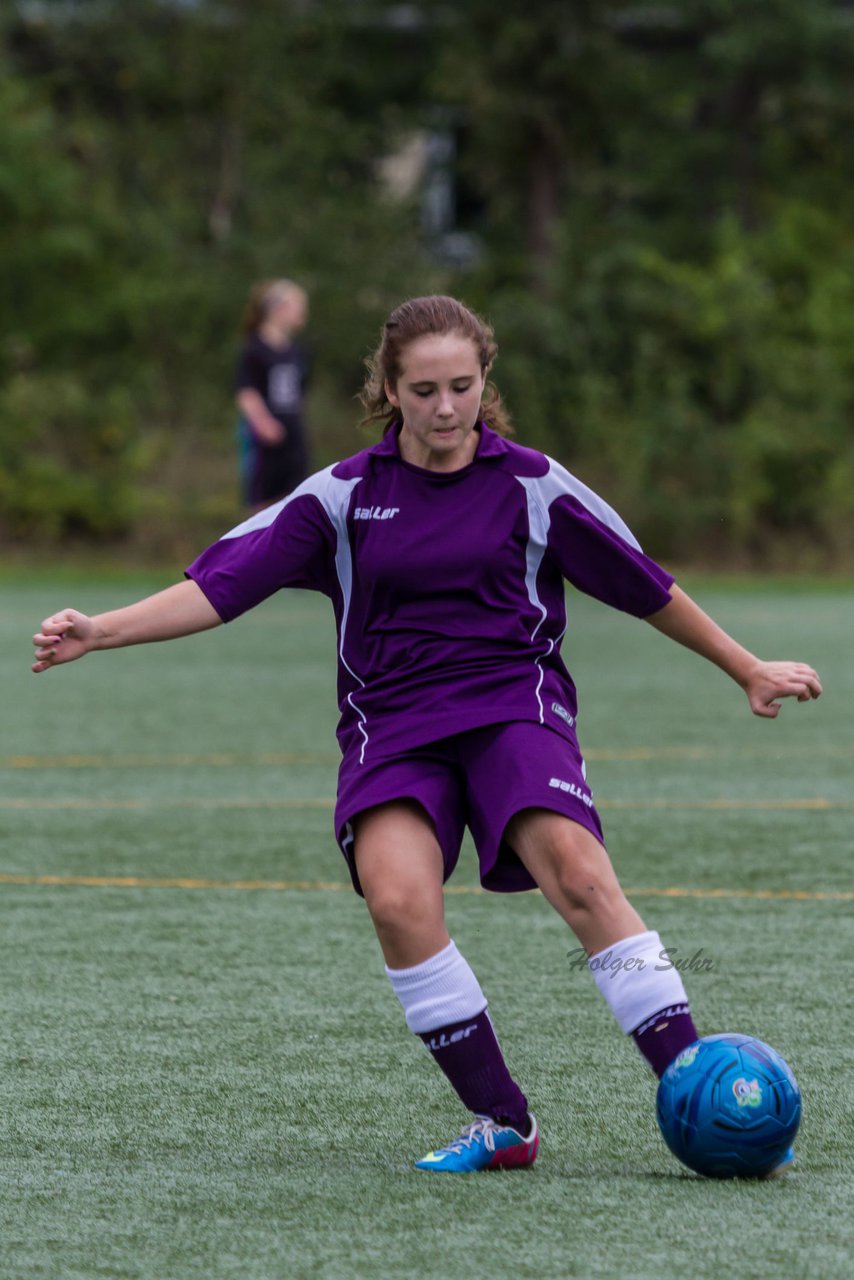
[3,0,854,561]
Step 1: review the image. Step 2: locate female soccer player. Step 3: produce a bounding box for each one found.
[235,278,312,510]
[32,296,821,1173]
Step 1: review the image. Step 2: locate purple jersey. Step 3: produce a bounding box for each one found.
[186,425,673,762]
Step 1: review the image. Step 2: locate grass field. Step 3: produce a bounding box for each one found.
[2,571,852,1280]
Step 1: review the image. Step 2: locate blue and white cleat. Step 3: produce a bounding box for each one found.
[414,1114,539,1173]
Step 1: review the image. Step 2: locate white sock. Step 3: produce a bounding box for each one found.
[587,930,689,1034]
[385,940,487,1034]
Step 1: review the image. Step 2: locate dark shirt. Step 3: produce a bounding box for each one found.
[235,333,311,501]
[234,333,311,435]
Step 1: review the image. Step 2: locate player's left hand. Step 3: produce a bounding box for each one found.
[743,661,822,718]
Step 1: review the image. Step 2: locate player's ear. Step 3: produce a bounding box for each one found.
[384,378,400,408]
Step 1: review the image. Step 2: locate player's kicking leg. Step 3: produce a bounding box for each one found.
[507,810,701,1078]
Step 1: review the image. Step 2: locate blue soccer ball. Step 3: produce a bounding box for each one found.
[656,1033,801,1178]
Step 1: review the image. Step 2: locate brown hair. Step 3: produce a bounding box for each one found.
[240,279,305,336]
[359,295,514,436]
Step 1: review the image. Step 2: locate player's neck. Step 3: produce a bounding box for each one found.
[398,426,480,473]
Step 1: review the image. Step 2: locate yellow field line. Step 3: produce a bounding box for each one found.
[0,752,337,769]
[623,886,854,902]
[0,873,350,891]
[0,796,850,812]
[3,744,854,769]
[0,873,850,900]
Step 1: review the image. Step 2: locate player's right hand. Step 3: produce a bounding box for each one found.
[32,609,95,673]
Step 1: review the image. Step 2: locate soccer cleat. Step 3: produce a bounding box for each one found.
[414,1114,539,1173]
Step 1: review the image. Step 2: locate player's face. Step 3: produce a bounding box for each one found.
[270,290,307,336]
[387,332,486,472]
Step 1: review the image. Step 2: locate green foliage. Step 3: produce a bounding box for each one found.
[548,210,854,562]
[0,71,143,539]
[0,371,139,539]
[2,1,854,561]
[441,0,854,564]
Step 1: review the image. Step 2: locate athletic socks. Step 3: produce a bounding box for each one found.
[386,930,695,1124]
[386,941,530,1131]
[587,930,699,1078]
[418,1009,530,1132]
[385,939,486,1033]
[631,1002,699,1078]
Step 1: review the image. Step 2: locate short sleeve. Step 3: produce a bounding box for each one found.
[547,494,674,617]
[234,340,267,396]
[185,492,336,621]
[520,458,673,618]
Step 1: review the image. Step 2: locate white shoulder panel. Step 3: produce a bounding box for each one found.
[219,466,360,541]
[220,466,369,761]
[521,457,641,552]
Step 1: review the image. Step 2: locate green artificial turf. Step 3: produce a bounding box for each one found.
[2,574,851,1279]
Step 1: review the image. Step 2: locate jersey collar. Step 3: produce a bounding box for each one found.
[368,421,510,461]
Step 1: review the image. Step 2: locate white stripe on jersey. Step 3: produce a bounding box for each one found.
[514,476,553,724]
[513,457,640,722]
[530,456,642,551]
[219,467,371,763]
[218,465,341,540]
[327,480,371,765]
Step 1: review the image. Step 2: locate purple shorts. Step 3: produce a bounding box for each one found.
[335,721,604,896]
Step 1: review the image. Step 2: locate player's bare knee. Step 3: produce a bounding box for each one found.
[555,872,615,919]
[362,879,432,936]
[547,851,624,922]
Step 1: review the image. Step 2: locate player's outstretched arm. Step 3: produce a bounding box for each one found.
[32,579,222,674]
[644,584,822,719]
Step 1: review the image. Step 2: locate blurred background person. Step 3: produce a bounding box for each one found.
[235,279,312,511]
